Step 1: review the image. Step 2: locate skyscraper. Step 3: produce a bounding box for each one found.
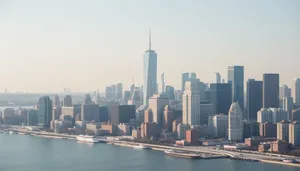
[63,95,72,107]
[228,66,244,109]
[215,72,221,83]
[207,83,232,114]
[165,85,175,100]
[148,94,169,129]
[38,96,52,128]
[292,78,300,105]
[161,72,165,93]
[280,85,291,99]
[182,80,201,126]
[228,102,243,142]
[84,94,92,104]
[53,94,60,107]
[143,31,157,105]
[190,73,197,80]
[246,79,263,121]
[263,74,279,108]
[181,72,190,92]
[116,83,123,101]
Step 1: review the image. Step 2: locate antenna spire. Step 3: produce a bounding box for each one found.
[149,28,151,50]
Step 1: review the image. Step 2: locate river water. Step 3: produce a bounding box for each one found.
[0,134,298,171]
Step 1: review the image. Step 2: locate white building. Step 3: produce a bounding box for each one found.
[228,102,243,142]
[270,108,289,123]
[148,94,169,129]
[182,80,201,126]
[292,78,300,105]
[257,108,273,123]
[177,123,190,139]
[208,114,228,138]
[200,103,214,125]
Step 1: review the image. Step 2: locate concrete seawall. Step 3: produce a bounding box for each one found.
[260,160,300,167]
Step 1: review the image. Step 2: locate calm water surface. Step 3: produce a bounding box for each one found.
[0,134,298,171]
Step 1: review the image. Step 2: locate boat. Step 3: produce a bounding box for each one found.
[9,131,15,135]
[76,135,99,143]
[164,150,174,154]
[133,144,151,149]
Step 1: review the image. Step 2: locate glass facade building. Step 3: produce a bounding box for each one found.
[228,66,244,110]
[246,79,263,121]
[38,96,52,128]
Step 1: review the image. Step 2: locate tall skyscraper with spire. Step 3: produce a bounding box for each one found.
[143,30,157,105]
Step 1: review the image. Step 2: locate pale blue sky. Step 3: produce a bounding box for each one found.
[0,0,299,93]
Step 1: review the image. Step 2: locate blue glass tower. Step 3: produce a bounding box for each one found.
[143,31,157,105]
[228,66,244,110]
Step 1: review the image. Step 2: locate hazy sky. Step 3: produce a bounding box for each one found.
[0,0,299,93]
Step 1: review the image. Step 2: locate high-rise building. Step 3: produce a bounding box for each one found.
[200,103,214,125]
[207,83,232,114]
[38,96,52,128]
[277,120,290,142]
[116,83,123,101]
[123,91,131,104]
[292,78,300,105]
[177,123,190,139]
[52,106,62,121]
[280,97,293,118]
[181,72,190,92]
[84,94,92,104]
[208,114,228,138]
[174,90,182,101]
[257,108,273,123]
[228,102,243,142]
[259,122,277,137]
[190,73,197,80]
[291,109,300,121]
[106,85,117,101]
[228,66,244,109]
[270,108,289,123]
[143,32,157,105]
[243,121,259,139]
[165,86,175,100]
[109,105,136,124]
[53,94,60,107]
[99,106,109,122]
[144,109,153,123]
[161,72,165,93]
[289,121,300,147]
[280,85,291,99]
[27,109,38,126]
[246,79,263,121]
[141,122,158,138]
[81,104,99,122]
[63,95,72,107]
[148,94,169,129]
[186,129,198,145]
[182,80,201,126]
[215,72,221,83]
[163,105,174,132]
[263,74,279,108]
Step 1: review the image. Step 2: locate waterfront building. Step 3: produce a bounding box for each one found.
[186,129,198,145]
[132,128,141,139]
[143,32,157,105]
[63,95,72,107]
[53,119,73,133]
[292,78,300,105]
[208,114,228,138]
[117,123,130,136]
[207,83,232,115]
[259,122,277,137]
[263,73,279,108]
[277,120,290,142]
[109,105,136,124]
[163,105,174,132]
[246,79,263,121]
[81,104,100,122]
[291,109,300,121]
[165,86,175,100]
[228,66,244,110]
[243,121,259,139]
[257,108,273,123]
[200,103,214,125]
[148,94,169,129]
[141,122,158,138]
[177,123,190,139]
[228,102,243,142]
[182,80,201,126]
[38,96,52,128]
[289,121,300,147]
[27,109,38,126]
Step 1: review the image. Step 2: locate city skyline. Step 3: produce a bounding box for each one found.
[0,1,299,93]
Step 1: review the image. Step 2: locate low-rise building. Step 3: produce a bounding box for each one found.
[132,128,141,139]
[117,123,131,136]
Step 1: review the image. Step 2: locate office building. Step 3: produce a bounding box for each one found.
[99,106,109,122]
[38,96,52,128]
[280,85,291,99]
[215,72,221,83]
[200,103,214,125]
[228,102,243,142]
[123,91,131,104]
[263,74,279,108]
[84,94,92,104]
[277,120,290,142]
[181,72,190,92]
[182,80,201,126]
[61,106,81,120]
[63,95,72,107]
[208,114,228,138]
[52,106,62,121]
[116,83,123,101]
[172,118,181,133]
[53,94,60,107]
[190,73,197,79]
[128,87,142,108]
[27,109,38,126]
[207,83,232,115]
[228,66,244,109]
[186,129,198,145]
[141,122,158,138]
[143,32,157,105]
[289,121,300,147]
[117,123,130,136]
[109,105,136,124]
[270,108,289,123]
[163,105,174,131]
[259,122,277,137]
[144,109,153,123]
[148,94,169,129]
[165,86,175,100]
[246,79,263,121]
[291,109,300,121]
[257,108,273,123]
[177,123,190,139]
[174,90,182,101]
[243,121,259,138]
[280,97,293,118]
[161,72,165,93]
[81,104,99,122]
[292,78,300,104]
[106,85,117,101]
